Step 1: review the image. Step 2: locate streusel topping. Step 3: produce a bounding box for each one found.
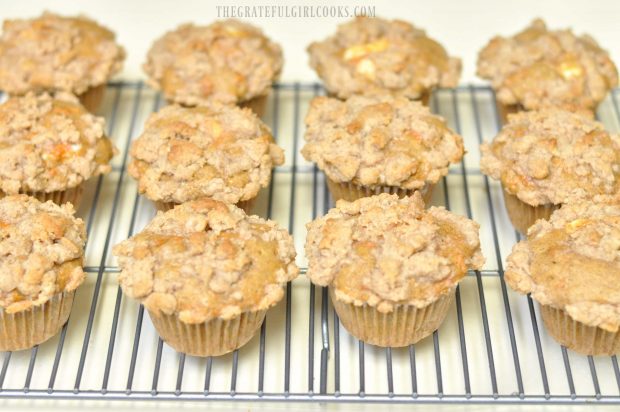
[128,104,284,204]
[480,109,620,206]
[113,198,299,323]
[307,17,461,99]
[305,193,484,312]
[0,195,86,313]
[0,12,125,95]
[477,19,618,111]
[506,201,620,332]
[0,93,115,194]
[143,19,283,106]
[302,95,464,189]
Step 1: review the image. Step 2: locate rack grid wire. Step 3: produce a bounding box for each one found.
[1,81,620,405]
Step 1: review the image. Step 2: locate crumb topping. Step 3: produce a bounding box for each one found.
[0,93,115,194]
[305,193,484,312]
[113,198,299,323]
[480,109,620,206]
[307,17,461,99]
[477,19,618,111]
[128,104,284,204]
[302,95,464,189]
[143,19,283,106]
[0,195,86,313]
[0,12,125,95]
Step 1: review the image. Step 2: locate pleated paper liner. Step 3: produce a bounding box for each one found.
[154,196,257,214]
[78,84,107,113]
[326,178,434,204]
[540,304,620,356]
[0,185,84,209]
[0,290,75,352]
[329,287,455,347]
[148,309,267,357]
[502,187,559,235]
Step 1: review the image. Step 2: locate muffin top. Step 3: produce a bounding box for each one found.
[307,17,461,99]
[302,95,464,189]
[480,109,620,206]
[113,198,299,323]
[128,104,284,204]
[0,195,86,313]
[143,19,283,106]
[0,93,115,194]
[0,12,125,95]
[477,19,618,111]
[305,193,484,312]
[506,201,620,332]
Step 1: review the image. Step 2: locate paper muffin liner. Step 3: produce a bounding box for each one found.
[148,309,267,357]
[540,304,620,356]
[326,178,434,204]
[0,184,84,209]
[240,94,269,118]
[502,187,559,235]
[154,195,257,214]
[78,84,106,113]
[329,287,455,347]
[0,290,75,352]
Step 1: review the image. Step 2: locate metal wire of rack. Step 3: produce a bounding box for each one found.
[1,81,620,405]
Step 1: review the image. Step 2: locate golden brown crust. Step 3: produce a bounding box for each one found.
[477,18,618,111]
[308,17,461,99]
[113,198,299,324]
[305,193,484,312]
[0,195,86,313]
[480,109,620,206]
[0,93,115,194]
[128,104,283,204]
[506,201,620,332]
[0,12,125,95]
[301,95,464,189]
[143,19,283,106]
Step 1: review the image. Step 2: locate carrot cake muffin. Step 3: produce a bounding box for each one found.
[128,104,283,213]
[506,201,620,355]
[113,198,299,356]
[0,195,86,351]
[302,95,464,202]
[477,19,618,121]
[480,109,620,234]
[0,12,126,112]
[143,19,283,116]
[307,16,461,104]
[305,193,484,347]
[0,93,116,208]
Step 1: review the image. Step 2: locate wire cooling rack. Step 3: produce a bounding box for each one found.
[1,81,620,405]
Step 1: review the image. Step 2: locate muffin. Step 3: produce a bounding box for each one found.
[477,19,618,122]
[128,104,284,213]
[0,195,86,351]
[302,95,464,203]
[113,198,299,356]
[307,16,461,104]
[480,109,620,234]
[0,93,116,208]
[305,193,484,347]
[0,12,125,112]
[143,19,283,117]
[506,201,620,355]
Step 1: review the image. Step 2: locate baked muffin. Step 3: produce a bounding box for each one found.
[307,16,461,104]
[506,201,620,355]
[143,19,283,117]
[128,104,284,213]
[477,19,618,122]
[0,195,86,351]
[113,198,299,356]
[302,95,464,203]
[480,109,620,234]
[0,93,116,208]
[0,12,125,112]
[305,193,484,347]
